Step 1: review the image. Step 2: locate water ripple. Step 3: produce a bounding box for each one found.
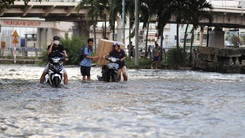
[0,65,245,137]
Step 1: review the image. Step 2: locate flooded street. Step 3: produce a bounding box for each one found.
[0,64,245,138]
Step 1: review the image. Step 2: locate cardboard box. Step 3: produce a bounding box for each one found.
[96,39,124,65]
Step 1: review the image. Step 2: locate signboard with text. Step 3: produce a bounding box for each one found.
[3,20,42,27]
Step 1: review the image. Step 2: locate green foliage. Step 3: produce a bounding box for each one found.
[0,0,43,9]
[126,56,152,69]
[165,48,187,69]
[231,35,240,47]
[35,50,48,65]
[60,36,87,65]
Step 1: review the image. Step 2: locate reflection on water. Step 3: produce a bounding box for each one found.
[0,64,245,137]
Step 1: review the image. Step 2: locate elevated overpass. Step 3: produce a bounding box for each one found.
[190,7,245,28]
[1,1,245,28]
[0,1,87,21]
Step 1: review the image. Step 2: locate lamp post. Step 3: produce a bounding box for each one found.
[122,0,125,44]
[135,0,139,66]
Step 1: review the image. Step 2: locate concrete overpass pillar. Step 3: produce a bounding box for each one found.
[208,27,224,48]
[73,21,89,38]
[116,16,122,42]
[37,28,41,48]
[47,28,53,45]
[39,28,48,49]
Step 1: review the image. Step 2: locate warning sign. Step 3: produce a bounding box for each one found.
[12,37,19,43]
[12,30,19,37]
[12,30,19,44]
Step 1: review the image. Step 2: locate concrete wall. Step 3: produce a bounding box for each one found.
[208,31,225,48]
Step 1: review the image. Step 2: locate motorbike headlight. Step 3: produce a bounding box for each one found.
[107,63,119,69]
[52,58,60,63]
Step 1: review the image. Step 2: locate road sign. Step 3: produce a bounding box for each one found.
[12,37,19,43]
[12,30,19,37]
[12,30,19,63]
[12,30,19,44]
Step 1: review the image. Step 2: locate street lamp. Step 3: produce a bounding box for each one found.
[135,0,139,66]
[122,0,125,44]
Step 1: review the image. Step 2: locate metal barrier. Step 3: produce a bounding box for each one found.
[7,47,42,57]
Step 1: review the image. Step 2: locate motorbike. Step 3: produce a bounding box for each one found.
[46,52,64,87]
[97,56,119,82]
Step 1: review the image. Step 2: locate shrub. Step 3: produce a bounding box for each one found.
[164,48,187,69]
[61,36,87,65]
[35,50,49,65]
[126,57,152,69]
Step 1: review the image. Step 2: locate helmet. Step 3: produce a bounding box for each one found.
[53,36,60,40]
[113,42,120,48]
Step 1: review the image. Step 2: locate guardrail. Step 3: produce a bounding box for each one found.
[7,47,42,57]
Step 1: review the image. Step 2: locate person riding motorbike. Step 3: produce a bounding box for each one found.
[104,42,128,81]
[40,36,69,85]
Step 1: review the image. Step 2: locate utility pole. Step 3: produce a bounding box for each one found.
[135,0,139,66]
[122,0,125,44]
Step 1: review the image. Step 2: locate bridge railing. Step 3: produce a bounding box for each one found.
[4,47,43,57]
[210,0,241,8]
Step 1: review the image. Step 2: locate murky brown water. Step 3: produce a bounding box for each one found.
[0,64,245,138]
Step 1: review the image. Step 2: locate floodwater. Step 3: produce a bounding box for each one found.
[0,64,245,138]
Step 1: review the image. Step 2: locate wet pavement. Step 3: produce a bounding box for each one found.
[0,64,245,138]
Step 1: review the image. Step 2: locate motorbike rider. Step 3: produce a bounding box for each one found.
[104,42,128,81]
[39,36,69,84]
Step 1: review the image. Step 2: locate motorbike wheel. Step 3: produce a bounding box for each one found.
[111,73,117,82]
[53,76,60,87]
[106,74,110,82]
[103,70,111,82]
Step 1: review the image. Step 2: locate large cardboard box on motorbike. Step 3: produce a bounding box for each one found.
[96,39,124,65]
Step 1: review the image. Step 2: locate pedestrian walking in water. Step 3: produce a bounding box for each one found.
[80,38,98,80]
[151,43,160,69]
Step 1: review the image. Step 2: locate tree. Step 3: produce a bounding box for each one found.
[139,0,158,57]
[156,0,172,61]
[170,0,188,49]
[97,0,110,39]
[108,0,120,40]
[186,0,213,65]
[78,0,110,51]
[125,0,135,56]
[108,0,134,42]
[0,0,43,9]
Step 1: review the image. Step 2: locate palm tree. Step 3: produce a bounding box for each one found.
[125,0,135,56]
[77,0,96,49]
[109,0,135,42]
[97,0,110,39]
[108,0,131,42]
[139,0,159,57]
[169,0,188,49]
[1,0,15,9]
[1,0,42,9]
[186,0,213,65]
[78,0,110,51]
[108,0,120,40]
[156,0,172,61]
